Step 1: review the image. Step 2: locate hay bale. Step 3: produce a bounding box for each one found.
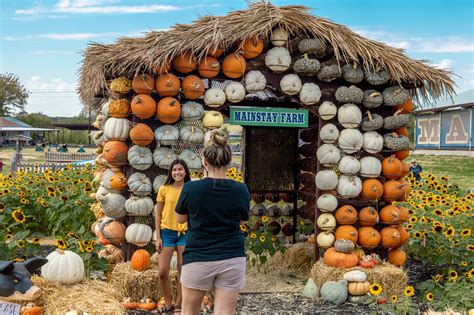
[265,242,315,274]
[310,260,407,297]
[109,262,179,301]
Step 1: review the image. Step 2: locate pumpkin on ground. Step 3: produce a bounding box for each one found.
[41,249,85,284]
[130,249,151,271]
[320,279,348,305]
[324,248,358,268]
[156,97,181,124]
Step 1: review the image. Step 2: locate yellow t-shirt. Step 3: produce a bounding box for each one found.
[157,184,187,234]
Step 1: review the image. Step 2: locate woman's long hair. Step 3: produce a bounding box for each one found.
[164,159,191,185]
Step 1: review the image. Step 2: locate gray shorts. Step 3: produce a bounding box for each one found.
[181,257,246,292]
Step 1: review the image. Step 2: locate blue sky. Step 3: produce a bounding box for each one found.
[0,0,473,116]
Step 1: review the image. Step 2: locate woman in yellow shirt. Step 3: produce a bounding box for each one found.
[155,159,191,313]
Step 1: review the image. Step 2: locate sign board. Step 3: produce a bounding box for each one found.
[0,301,21,315]
[229,106,308,128]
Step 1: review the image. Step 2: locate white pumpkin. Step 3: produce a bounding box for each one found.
[181,101,205,121]
[203,111,224,129]
[125,223,152,247]
[317,213,336,230]
[299,83,321,105]
[320,123,339,144]
[338,156,361,175]
[101,168,127,193]
[303,278,320,299]
[180,125,204,145]
[155,125,179,146]
[271,27,289,46]
[179,149,202,171]
[338,129,363,154]
[337,104,362,128]
[96,187,126,219]
[153,175,167,193]
[245,70,267,93]
[363,131,383,154]
[104,118,130,141]
[101,99,111,117]
[316,144,341,166]
[315,170,338,190]
[317,231,335,248]
[318,101,337,120]
[344,270,367,282]
[153,147,177,170]
[265,47,291,73]
[128,172,152,196]
[280,74,302,96]
[41,249,85,284]
[317,193,338,212]
[125,195,154,216]
[224,82,246,103]
[337,175,362,197]
[128,145,153,171]
[359,156,382,178]
[204,88,226,107]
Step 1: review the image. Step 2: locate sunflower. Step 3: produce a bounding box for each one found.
[41,201,48,207]
[48,192,56,197]
[460,261,468,267]
[406,224,413,230]
[91,240,97,246]
[259,235,266,242]
[250,233,257,239]
[47,176,55,183]
[46,186,55,193]
[432,209,443,216]
[17,240,26,248]
[465,272,471,279]
[408,209,415,215]
[426,292,434,301]
[67,232,79,239]
[433,224,444,233]
[85,246,94,253]
[467,245,474,251]
[449,270,458,280]
[78,241,85,252]
[390,295,398,303]
[414,231,422,238]
[61,195,68,201]
[31,237,40,244]
[261,216,269,223]
[55,239,67,249]
[420,217,428,223]
[5,233,13,241]
[461,229,471,237]
[20,198,29,204]
[240,225,248,232]
[409,216,417,223]
[433,274,442,283]
[84,187,92,193]
[444,227,455,238]
[12,209,26,223]
[369,283,382,296]
[469,269,474,278]
[75,200,83,206]
[0,203,4,212]
[404,286,415,297]
[445,210,454,216]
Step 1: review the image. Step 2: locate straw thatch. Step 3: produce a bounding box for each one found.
[78,2,455,109]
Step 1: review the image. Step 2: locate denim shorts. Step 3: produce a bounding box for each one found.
[160,228,186,247]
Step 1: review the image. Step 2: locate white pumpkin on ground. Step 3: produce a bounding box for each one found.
[125,223,153,247]
[303,278,319,299]
[153,147,177,170]
[41,249,85,284]
[359,156,382,178]
[265,47,291,73]
[224,82,245,103]
[338,129,363,154]
[315,170,338,190]
[104,118,130,141]
[153,175,167,193]
[317,213,336,230]
[299,83,321,105]
[318,101,337,120]
[317,231,335,248]
[180,125,204,145]
[270,27,289,46]
[203,111,224,129]
[280,74,302,96]
[244,70,266,93]
[343,270,367,282]
[96,186,126,219]
[181,101,205,121]
[337,104,362,128]
[125,195,154,216]
[127,172,152,196]
[337,175,362,197]
[204,88,226,107]
[338,155,361,175]
[319,123,339,144]
[363,131,384,154]
[128,145,153,171]
[316,144,340,166]
[154,125,179,146]
[317,193,338,212]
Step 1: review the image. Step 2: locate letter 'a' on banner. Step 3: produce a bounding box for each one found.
[229,106,309,128]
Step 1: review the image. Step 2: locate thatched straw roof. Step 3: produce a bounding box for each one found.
[78,2,455,108]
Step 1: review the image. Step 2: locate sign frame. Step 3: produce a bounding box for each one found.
[229,106,309,128]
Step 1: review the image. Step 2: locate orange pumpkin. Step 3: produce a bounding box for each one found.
[131,94,156,119]
[21,304,42,315]
[154,61,171,74]
[103,141,128,166]
[156,97,181,124]
[395,99,414,114]
[130,123,154,146]
[198,56,220,78]
[335,205,358,225]
[383,179,404,202]
[382,156,403,179]
[222,53,246,78]
[358,227,381,249]
[396,225,410,245]
[400,162,409,178]
[240,37,264,59]
[395,150,410,161]
[398,206,409,223]
[130,249,151,271]
[182,75,205,99]
[395,127,409,137]
[173,52,197,73]
[209,47,224,57]
[380,205,401,225]
[380,227,401,248]
[361,178,384,200]
[138,299,157,311]
[109,172,128,191]
[155,74,180,97]
[359,207,379,226]
[132,74,155,94]
[97,219,126,246]
[398,178,412,201]
[323,247,359,268]
[335,225,358,243]
[109,99,131,118]
[388,248,406,266]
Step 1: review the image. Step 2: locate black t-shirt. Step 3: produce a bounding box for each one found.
[175,177,250,265]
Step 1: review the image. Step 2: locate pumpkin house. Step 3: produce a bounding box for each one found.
[79,2,455,265]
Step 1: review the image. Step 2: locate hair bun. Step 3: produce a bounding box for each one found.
[210,129,228,146]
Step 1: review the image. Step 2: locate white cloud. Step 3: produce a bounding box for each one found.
[2,30,147,41]
[24,50,77,56]
[430,59,454,70]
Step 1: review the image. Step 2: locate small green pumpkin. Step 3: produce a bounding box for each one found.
[179,149,202,171]
[127,172,152,196]
[317,65,341,82]
[362,90,383,108]
[341,63,364,84]
[293,54,321,76]
[153,147,177,170]
[181,101,205,122]
[334,239,355,253]
[155,125,179,146]
[335,86,364,104]
[128,145,153,171]
[383,86,410,106]
[383,133,410,151]
[364,69,391,85]
[180,125,204,145]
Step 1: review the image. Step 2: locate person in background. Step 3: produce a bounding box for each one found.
[176,129,250,315]
[155,159,191,314]
[409,159,423,182]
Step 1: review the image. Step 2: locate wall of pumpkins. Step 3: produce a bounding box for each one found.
[90,26,413,266]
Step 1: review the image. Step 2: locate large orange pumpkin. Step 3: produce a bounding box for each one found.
[380,205,401,225]
[398,178,412,201]
[335,205,358,225]
[396,225,410,245]
[357,227,381,249]
[97,219,126,246]
[323,247,358,268]
[335,225,358,243]
[182,75,205,99]
[240,37,264,59]
[395,150,410,161]
[156,74,180,97]
[130,123,154,146]
[395,99,414,113]
[131,94,156,119]
[382,156,403,179]
[173,53,197,73]
[222,53,246,78]
[130,249,151,271]
[361,178,384,200]
[395,127,409,137]
[359,207,379,226]
[398,206,409,223]
[383,179,404,202]
[388,248,406,266]
[132,74,155,94]
[156,97,181,124]
[198,56,220,78]
[103,141,128,166]
[400,162,410,178]
[209,47,224,57]
[380,227,401,248]
[109,99,131,118]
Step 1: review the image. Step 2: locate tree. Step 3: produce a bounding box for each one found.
[0,73,30,116]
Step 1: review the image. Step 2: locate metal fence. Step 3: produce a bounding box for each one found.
[44,152,96,163]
